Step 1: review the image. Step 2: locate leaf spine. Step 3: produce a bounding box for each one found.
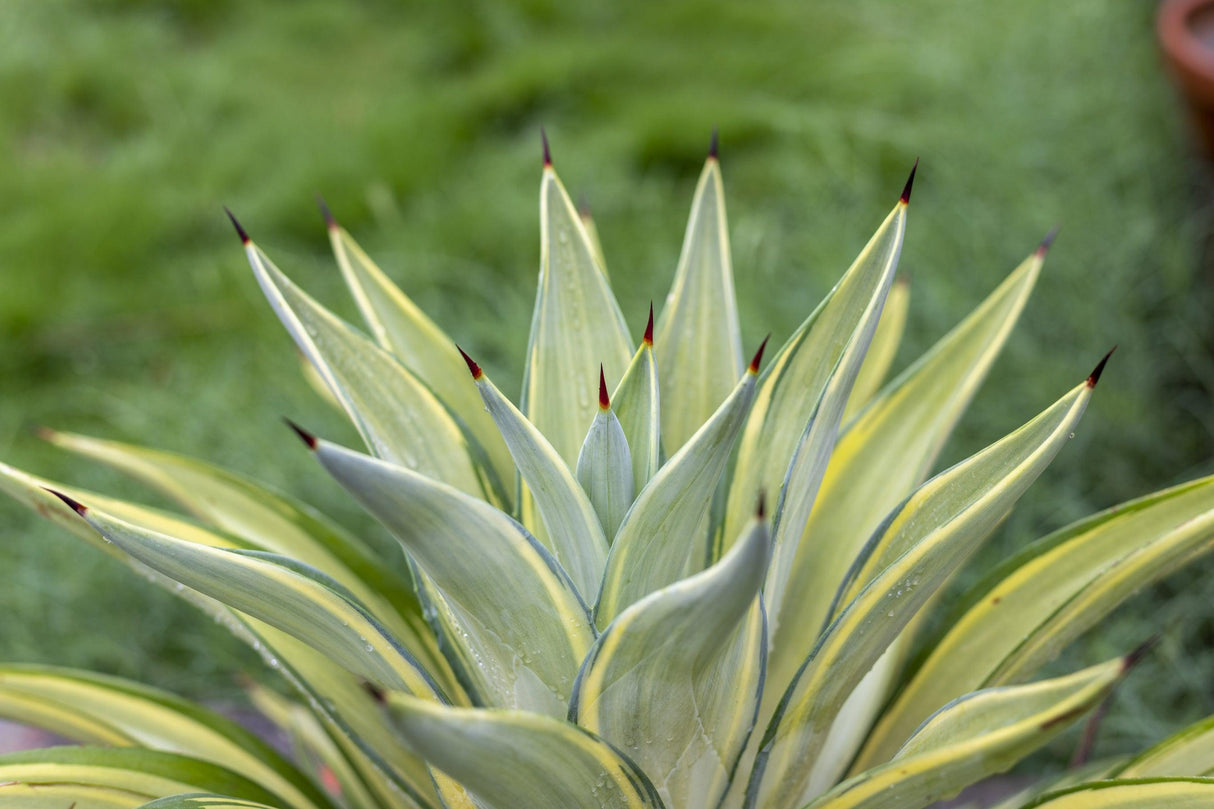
[748,334,771,374]
[1087,346,1116,388]
[456,345,483,380]
[900,158,919,205]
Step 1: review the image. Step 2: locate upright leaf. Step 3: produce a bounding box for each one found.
[724,179,912,547]
[325,210,515,490]
[385,695,667,809]
[856,472,1214,770]
[654,147,744,453]
[747,367,1099,809]
[462,350,608,599]
[595,343,764,626]
[842,276,909,423]
[305,434,596,717]
[611,306,661,492]
[522,154,632,466]
[576,367,634,542]
[571,506,768,809]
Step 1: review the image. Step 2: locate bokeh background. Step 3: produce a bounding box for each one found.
[3,0,1213,773]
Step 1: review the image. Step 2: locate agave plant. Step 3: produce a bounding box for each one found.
[2,135,1214,809]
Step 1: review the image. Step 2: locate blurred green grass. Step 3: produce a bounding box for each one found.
[2,0,1213,765]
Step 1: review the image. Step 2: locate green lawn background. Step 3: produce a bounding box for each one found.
[3,0,1213,766]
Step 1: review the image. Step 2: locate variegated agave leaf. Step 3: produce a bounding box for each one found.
[3,138,1211,809]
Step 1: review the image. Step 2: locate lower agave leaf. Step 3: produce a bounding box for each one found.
[50,494,443,701]
[857,473,1214,771]
[1117,714,1214,778]
[245,678,381,809]
[595,348,762,626]
[0,747,285,808]
[0,782,151,808]
[384,694,667,809]
[804,656,1128,809]
[747,370,1097,809]
[1018,777,1214,808]
[39,429,460,699]
[137,797,284,809]
[306,435,595,716]
[570,507,769,809]
[0,666,332,809]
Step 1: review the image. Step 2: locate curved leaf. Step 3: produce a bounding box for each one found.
[385,695,667,809]
[138,797,283,809]
[308,436,595,716]
[242,236,498,502]
[654,153,744,453]
[571,508,769,808]
[326,216,515,490]
[466,356,608,600]
[857,472,1214,770]
[747,373,1096,809]
[596,352,761,626]
[52,496,442,701]
[806,658,1127,809]
[38,429,459,698]
[1118,714,1214,778]
[0,747,283,808]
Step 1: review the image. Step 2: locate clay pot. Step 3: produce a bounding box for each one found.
[1160,0,1214,154]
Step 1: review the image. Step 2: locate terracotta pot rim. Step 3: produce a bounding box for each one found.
[1159,0,1214,77]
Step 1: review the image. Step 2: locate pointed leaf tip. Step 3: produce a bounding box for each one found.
[599,364,610,410]
[1036,225,1060,256]
[1122,635,1160,672]
[1087,346,1116,388]
[756,491,766,520]
[577,194,592,219]
[283,418,318,449]
[708,127,719,160]
[30,424,56,442]
[43,487,87,516]
[316,195,337,229]
[224,207,250,244]
[541,127,552,167]
[899,158,919,204]
[748,334,771,374]
[643,302,654,346]
[456,345,483,379]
